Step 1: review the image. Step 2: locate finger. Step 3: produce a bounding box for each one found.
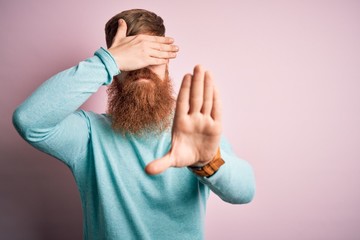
[137,34,174,44]
[113,19,127,43]
[176,74,192,116]
[201,71,214,115]
[211,86,222,122]
[148,48,177,59]
[189,65,204,114]
[147,57,170,66]
[148,42,179,52]
[145,152,174,175]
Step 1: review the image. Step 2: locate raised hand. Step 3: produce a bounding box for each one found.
[108,19,179,71]
[145,65,223,175]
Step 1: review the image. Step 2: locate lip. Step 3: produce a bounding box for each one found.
[136,78,151,82]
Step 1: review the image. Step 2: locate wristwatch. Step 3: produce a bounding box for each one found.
[188,147,225,177]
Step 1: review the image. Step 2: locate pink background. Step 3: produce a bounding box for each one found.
[1,0,360,239]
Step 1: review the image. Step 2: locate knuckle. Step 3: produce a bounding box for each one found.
[142,49,149,57]
[135,34,144,42]
[205,74,213,83]
[140,42,148,52]
[154,36,161,42]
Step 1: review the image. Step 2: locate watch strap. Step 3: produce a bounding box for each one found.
[189,147,225,177]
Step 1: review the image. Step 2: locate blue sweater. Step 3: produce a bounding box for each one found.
[12,47,255,240]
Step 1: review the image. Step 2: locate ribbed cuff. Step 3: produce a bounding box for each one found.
[94,47,120,85]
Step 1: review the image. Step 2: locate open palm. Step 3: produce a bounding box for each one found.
[145,65,222,175]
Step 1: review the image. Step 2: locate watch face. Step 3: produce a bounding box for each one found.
[188,166,203,170]
[193,167,203,170]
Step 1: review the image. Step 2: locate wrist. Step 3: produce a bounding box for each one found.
[106,48,122,71]
[95,48,121,84]
[188,147,224,177]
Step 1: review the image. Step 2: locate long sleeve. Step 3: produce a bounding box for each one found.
[193,136,256,204]
[12,47,120,169]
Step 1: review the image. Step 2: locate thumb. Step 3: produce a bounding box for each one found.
[145,151,174,175]
[113,18,127,43]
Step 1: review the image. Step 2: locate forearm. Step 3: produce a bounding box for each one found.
[194,136,256,204]
[13,47,119,141]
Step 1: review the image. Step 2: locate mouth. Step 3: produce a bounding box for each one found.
[135,78,151,82]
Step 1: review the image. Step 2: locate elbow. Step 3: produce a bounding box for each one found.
[230,181,256,204]
[12,106,34,141]
[216,179,256,205]
[12,107,26,138]
[228,165,256,204]
[239,183,256,204]
[13,106,56,143]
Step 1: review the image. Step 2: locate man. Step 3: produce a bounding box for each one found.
[13,9,255,240]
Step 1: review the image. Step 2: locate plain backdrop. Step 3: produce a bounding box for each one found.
[1,0,360,239]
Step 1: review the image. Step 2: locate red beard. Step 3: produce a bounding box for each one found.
[107,67,176,137]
